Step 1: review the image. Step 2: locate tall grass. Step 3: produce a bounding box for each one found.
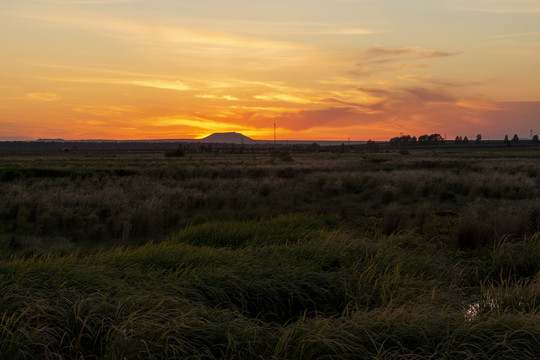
[0,148,539,358]
[0,222,537,358]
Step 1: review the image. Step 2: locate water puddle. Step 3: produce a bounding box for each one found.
[463,293,500,320]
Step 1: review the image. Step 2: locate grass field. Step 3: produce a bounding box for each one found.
[0,146,538,359]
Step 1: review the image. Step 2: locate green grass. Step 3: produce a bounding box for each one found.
[0,147,539,358]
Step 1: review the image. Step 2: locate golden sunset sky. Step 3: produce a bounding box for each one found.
[1,0,539,140]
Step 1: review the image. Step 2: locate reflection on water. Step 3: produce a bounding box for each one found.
[464,293,500,320]
[464,288,532,320]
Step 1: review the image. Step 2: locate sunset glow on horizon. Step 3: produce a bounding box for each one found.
[1,0,539,141]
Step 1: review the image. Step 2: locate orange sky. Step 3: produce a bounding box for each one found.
[1,0,539,141]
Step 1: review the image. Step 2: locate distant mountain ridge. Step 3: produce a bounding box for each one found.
[200,132,254,144]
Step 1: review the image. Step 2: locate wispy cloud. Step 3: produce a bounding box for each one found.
[27,92,62,101]
[313,27,375,35]
[131,80,191,91]
[404,87,456,103]
[35,76,195,92]
[398,74,490,88]
[254,93,313,104]
[364,46,457,60]
[7,7,308,56]
[197,94,239,101]
[344,46,459,77]
[71,105,135,117]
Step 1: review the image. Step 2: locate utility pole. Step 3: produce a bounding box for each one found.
[273,123,276,148]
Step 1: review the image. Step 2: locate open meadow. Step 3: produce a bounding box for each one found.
[0,145,539,359]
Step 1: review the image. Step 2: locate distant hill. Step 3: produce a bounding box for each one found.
[200,132,254,144]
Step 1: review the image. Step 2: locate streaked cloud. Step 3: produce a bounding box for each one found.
[254,94,313,104]
[404,87,456,103]
[27,92,62,101]
[344,46,459,77]
[131,80,191,91]
[71,105,135,117]
[197,94,239,101]
[364,46,457,60]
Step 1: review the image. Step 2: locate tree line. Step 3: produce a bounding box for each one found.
[390,133,539,146]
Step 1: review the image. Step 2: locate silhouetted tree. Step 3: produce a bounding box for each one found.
[389,134,415,146]
[418,134,429,144]
[476,134,482,144]
[533,134,539,143]
[455,136,461,144]
[430,133,444,144]
[512,134,519,144]
[463,136,469,144]
[504,134,510,146]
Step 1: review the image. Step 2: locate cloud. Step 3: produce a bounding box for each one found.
[317,28,375,35]
[404,87,456,103]
[254,93,313,104]
[364,46,457,60]
[320,98,376,111]
[27,92,62,101]
[252,107,361,131]
[131,80,191,91]
[345,46,459,77]
[197,94,239,101]
[356,88,393,97]
[398,75,493,92]
[34,75,195,92]
[9,8,308,56]
[71,105,135,117]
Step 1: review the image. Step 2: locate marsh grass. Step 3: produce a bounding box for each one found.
[0,148,539,358]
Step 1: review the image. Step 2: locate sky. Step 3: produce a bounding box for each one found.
[1,0,539,141]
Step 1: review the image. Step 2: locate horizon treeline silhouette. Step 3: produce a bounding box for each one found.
[391,133,539,146]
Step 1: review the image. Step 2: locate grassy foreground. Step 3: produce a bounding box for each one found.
[0,148,538,359]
